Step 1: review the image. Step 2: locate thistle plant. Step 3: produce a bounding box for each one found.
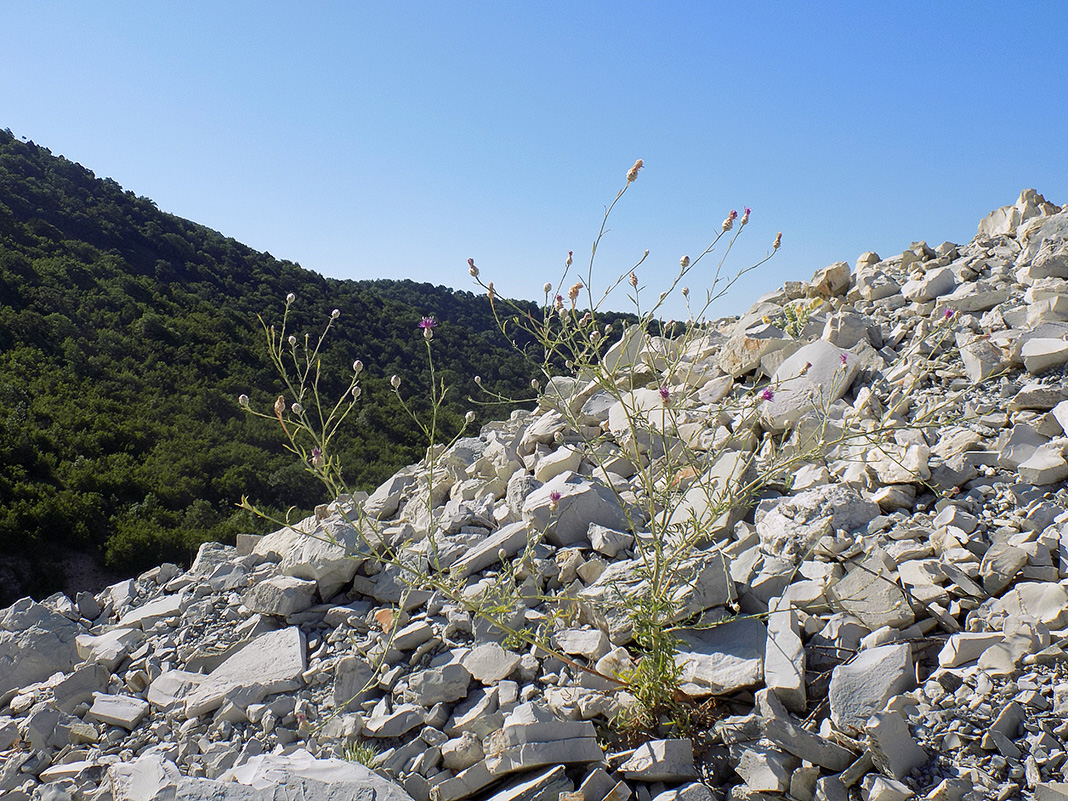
[241,160,993,739]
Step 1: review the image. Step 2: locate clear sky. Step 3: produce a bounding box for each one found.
[2,3,1066,320]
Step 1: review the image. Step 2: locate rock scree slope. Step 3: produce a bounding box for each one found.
[6,190,1068,799]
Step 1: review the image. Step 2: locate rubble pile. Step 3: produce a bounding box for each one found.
[6,190,1068,800]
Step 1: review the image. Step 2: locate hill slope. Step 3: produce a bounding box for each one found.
[0,128,581,604]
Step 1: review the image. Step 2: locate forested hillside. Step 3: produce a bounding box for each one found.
[0,128,615,604]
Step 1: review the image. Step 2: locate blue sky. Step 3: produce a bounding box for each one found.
[2,3,1066,320]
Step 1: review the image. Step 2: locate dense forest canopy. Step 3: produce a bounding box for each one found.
[0,128,634,605]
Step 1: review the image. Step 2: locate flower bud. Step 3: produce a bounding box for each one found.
[741,207,751,226]
[352,359,363,374]
[286,292,295,303]
[288,335,297,346]
[566,251,573,267]
[468,258,479,278]
[530,378,539,390]
[629,272,638,288]
[351,386,362,399]
[465,410,475,424]
[680,255,690,269]
[310,447,324,468]
[773,232,782,250]
[391,375,401,389]
[626,159,644,183]
[487,282,495,301]
[605,324,613,334]
[474,375,482,385]
[543,282,552,295]
[238,394,250,407]
[291,402,303,414]
[274,396,285,416]
[568,282,582,302]
[682,286,690,298]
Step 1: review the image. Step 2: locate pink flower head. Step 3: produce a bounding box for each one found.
[659,385,671,403]
[310,447,324,468]
[418,316,438,331]
[760,388,774,401]
[549,490,562,510]
[840,353,848,365]
[741,207,752,226]
[944,307,956,319]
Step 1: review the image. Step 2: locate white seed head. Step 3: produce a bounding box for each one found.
[351,386,362,399]
[291,402,303,414]
[238,394,250,407]
[286,292,295,303]
[288,335,297,346]
[530,378,539,389]
[352,359,364,374]
[465,411,475,424]
[331,309,340,319]
[391,375,401,389]
[474,375,482,385]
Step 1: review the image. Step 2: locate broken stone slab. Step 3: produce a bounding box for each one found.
[675,617,765,696]
[405,663,472,705]
[1018,446,1068,486]
[811,261,852,298]
[866,709,927,781]
[366,703,428,738]
[826,551,915,630]
[75,626,145,672]
[717,324,791,377]
[523,471,630,547]
[146,669,207,713]
[901,266,956,302]
[764,597,806,713]
[588,524,633,558]
[52,661,111,714]
[0,599,82,696]
[243,574,318,618]
[755,689,855,772]
[89,692,150,730]
[555,628,611,662]
[461,643,521,684]
[118,592,187,630]
[937,633,1006,669]
[760,341,861,431]
[278,516,377,599]
[486,765,573,801]
[619,739,698,782]
[828,643,913,734]
[1010,382,1068,412]
[734,744,798,793]
[758,483,879,563]
[450,521,530,580]
[484,711,602,776]
[183,626,306,718]
[1022,338,1068,374]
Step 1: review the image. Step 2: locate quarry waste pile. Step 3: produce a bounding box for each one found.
[8,190,1068,801]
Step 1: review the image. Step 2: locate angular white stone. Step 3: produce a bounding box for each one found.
[760,341,860,431]
[183,627,306,717]
[89,693,149,730]
[829,643,913,733]
[675,617,765,696]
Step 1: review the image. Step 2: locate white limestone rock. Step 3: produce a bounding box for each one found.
[757,484,879,563]
[0,599,82,697]
[760,341,861,431]
[620,739,698,782]
[828,643,913,733]
[183,626,306,718]
[675,617,765,696]
[89,693,149,730]
[243,574,318,617]
[523,471,630,547]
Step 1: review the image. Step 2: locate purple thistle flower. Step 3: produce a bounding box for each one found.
[659,385,671,403]
[418,316,438,330]
[944,307,956,319]
[840,353,848,365]
[549,490,561,503]
[760,388,774,401]
[310,447,324,468]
